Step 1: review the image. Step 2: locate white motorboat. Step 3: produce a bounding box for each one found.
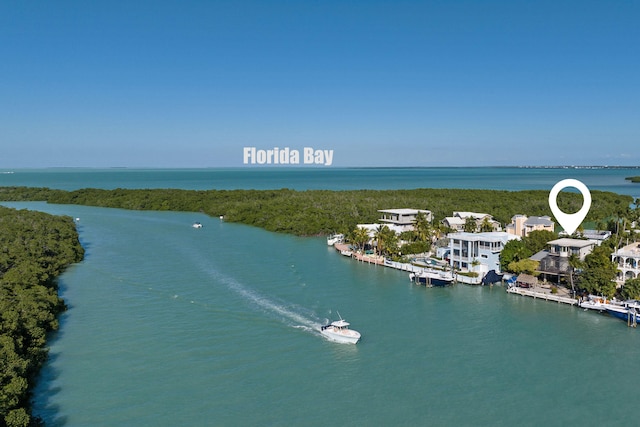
[327,233,344,246]
[410,269,455,287]
[579,295,624,312]
[320,318,361,344]
[192,222,203,228]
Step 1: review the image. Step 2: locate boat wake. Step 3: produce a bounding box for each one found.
[198,265,324,335]
[221,274,322,331]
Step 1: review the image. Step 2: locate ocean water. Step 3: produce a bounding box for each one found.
[1,167,640,199]
[2,168,640,426]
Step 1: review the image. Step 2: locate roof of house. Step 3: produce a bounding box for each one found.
[524,216,554,226]
[443,216,466,226]
[454,211,491,219]
[530,250,549,262]
[378,208,431,215]
[615,242,640,256]
[447,231,520,243]
[548,238,596,248]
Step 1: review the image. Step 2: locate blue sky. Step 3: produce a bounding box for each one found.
[1,0,638,168]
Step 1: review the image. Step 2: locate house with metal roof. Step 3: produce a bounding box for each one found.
[506,215,554,237]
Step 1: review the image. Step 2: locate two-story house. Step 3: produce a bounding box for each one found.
[357,208,432,239]
[535,238,596,284]
[377,209,432,233]
[447,231,519,276]
[505,215,554,237]
[612,242,640,286]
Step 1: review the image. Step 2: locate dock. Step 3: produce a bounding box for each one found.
[506,286,578,305]
[333,243,457,276]
[334,243,386,266]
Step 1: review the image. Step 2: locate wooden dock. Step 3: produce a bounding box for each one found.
[334,243,386,266]
[333,243,432,272]
[506,286,578,305]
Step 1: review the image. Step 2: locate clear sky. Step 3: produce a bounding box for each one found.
[1,0,638,168]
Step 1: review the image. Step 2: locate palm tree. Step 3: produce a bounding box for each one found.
[479,217,494,232]
[463,216,477,233]
[630,199,640,241]
[567,253,585,296]
[413,212,432,242]
[374,225,397,257]
[352,226,371,252]
[613,201,632,248]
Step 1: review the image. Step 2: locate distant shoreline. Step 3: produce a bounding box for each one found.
[2,165,640,171]
[0,186,632,237]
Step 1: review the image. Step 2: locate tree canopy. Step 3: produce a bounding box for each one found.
[0,186,632,237]
[0,206,84,426]
[578,243,619,298]
[500,230,558,273]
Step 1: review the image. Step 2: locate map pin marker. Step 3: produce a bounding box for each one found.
[548,179,591,235]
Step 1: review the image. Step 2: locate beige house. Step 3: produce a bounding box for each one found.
[506,215,554,237]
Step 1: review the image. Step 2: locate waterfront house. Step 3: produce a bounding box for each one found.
[447,231,519,276]
[612,242,640,286]
[357,223,404,238]
[535,238,597,284]
[378,209,432,232]
[559,229,611,245]
[506,215,554,237]
[442,212,502,232]
[357,208,432,238]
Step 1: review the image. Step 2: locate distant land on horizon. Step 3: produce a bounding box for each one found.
[2,165,640,171]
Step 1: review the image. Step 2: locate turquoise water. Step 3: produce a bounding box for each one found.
[1,167,640,199]
[2,168,640,425]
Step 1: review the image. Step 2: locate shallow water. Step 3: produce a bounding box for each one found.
[2,200,638,426]
[3,167,639,426]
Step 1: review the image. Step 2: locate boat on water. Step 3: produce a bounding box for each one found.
[192,222,203,228]
[410,269,455,287]
[320,317,361,344]
[327,233,344,246]
[579,295,621,312]
[605,301,640,326]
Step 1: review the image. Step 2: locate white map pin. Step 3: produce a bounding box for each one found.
[548,179,591,235]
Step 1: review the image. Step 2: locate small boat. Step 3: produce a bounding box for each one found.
[410,269,455,287]
[327,233,344,246]
[192,222,203,228]
[605,301,640,326]
[579,295,619,312]
[340,249,353,257]
[320,316,361,344]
